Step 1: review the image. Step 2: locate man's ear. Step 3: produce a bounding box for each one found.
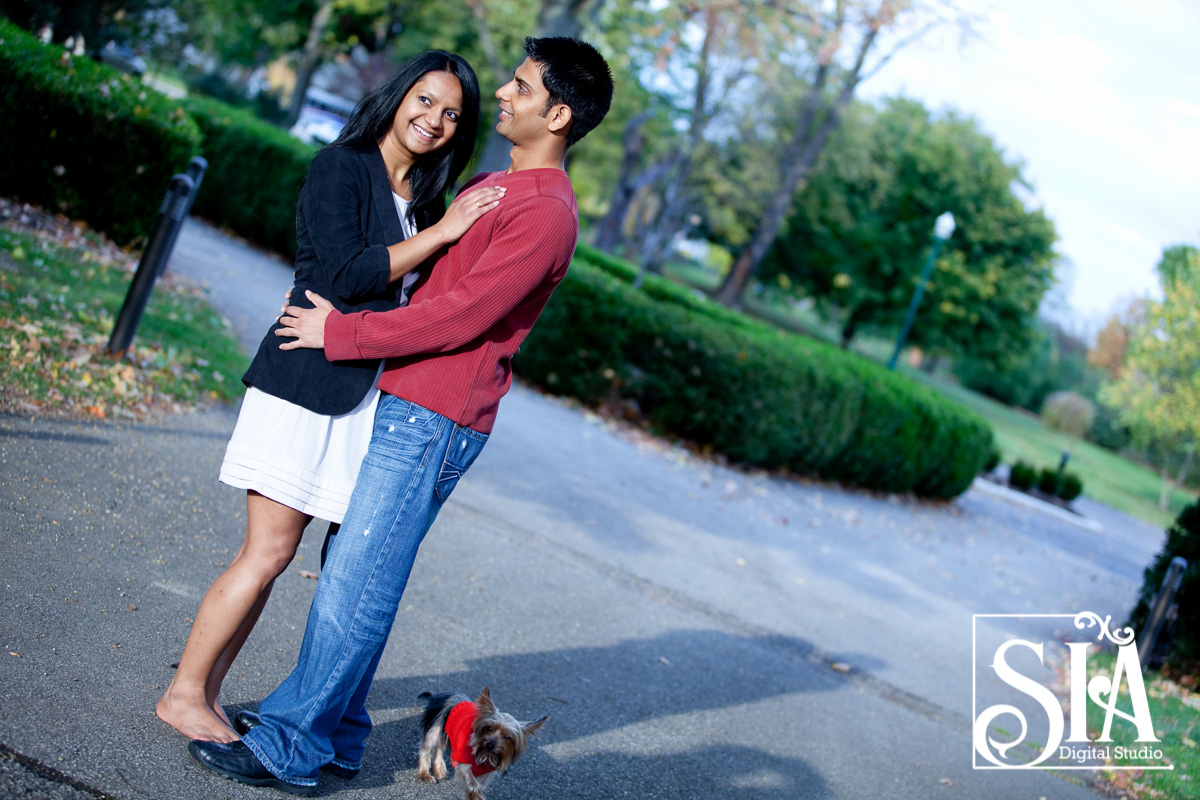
[546,103,573,136]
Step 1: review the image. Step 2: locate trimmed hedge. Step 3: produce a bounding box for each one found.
[1128,498,1200,670]
[518,259,993,498]
[574,242,764,334]
[0,18,202,245]
[183,95,317,258]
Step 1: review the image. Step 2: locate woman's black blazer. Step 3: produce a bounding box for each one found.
[241,144,437,415]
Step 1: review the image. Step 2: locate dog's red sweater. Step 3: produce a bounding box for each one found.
[446,701,497,778]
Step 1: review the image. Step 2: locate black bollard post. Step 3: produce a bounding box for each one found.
[157,156,207,278]
[106,173,195,358]
[1138,556,1188,669]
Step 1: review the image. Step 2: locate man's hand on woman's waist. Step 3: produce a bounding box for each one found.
[276,290,333,350]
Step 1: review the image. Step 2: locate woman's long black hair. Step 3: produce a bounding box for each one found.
[329,51,481,227]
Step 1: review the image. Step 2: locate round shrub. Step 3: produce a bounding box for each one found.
[1009,461,1037,491]
[1056,472,1083,502]
[1041,391,1095,440]
[1037,467,1061,495]
[0,19,202,245]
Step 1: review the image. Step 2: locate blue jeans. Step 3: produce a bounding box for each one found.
[240,394,488,787]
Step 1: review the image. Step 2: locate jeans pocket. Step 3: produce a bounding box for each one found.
[434,464,464,505]
[434,426,488,504]
[364,399,437,470]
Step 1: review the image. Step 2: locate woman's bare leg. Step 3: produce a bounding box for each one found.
[203,574,273,722]
[156,491,311,741]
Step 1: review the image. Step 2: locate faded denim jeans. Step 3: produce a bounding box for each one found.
[241,394,488,788]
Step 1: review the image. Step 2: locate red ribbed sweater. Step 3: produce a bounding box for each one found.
[323,168,578,433]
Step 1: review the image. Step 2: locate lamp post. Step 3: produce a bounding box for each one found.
[886,212,956,370]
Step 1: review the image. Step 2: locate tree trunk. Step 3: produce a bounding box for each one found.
[467,0,507,86]
[285,0,336,129]
[1162,449,1196,510]
[633,7,718,275]
[476,129,513,176]
[840,306,862,349]
[465,0,514,177]
[714,26,879,308]
[593,111,652,253]
[535,0,600,38]
[475,0,605,174]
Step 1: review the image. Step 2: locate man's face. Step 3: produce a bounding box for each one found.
[494,58,554,146]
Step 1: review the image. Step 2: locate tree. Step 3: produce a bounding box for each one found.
[765,96,1057,359]
[1089,314,1130,381]
[1102,245,1200,509]
[714,0,970,307]
[952,318,1099,411]
[1088,297,1146,380]
[593,0,770,275]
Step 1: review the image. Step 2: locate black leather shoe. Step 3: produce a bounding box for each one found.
[187,740,316,796]
[234,711,359,780]
[233,709,261,736]
[321,762,360,779]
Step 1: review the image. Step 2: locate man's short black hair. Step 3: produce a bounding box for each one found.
[524,36,614,148]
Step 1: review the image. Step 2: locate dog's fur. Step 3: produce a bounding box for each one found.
[416,687,546,800]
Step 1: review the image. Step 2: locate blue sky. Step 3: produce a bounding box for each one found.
[858,0,1200,329]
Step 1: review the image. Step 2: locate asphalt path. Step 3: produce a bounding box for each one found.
[0,217,1169,799]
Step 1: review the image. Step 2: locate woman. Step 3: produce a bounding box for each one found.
[157,52,498,743]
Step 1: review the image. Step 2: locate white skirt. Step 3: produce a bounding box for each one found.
[219,371,382,523]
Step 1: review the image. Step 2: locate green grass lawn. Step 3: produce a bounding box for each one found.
[0,219,247,418]
[901,372,1190,529]
[1083,650,1199,799]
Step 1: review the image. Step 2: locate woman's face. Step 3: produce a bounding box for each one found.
[386,71,464,159]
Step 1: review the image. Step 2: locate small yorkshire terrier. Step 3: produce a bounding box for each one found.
[416,686,547,800]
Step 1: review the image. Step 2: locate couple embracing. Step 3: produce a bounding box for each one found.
[155,36,613,794]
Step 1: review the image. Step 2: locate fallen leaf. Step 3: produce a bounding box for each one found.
[129,604,137,611]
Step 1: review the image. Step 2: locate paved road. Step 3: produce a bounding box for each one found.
[0,218,1169,799]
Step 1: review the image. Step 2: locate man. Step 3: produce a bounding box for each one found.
[187,37,613,795]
